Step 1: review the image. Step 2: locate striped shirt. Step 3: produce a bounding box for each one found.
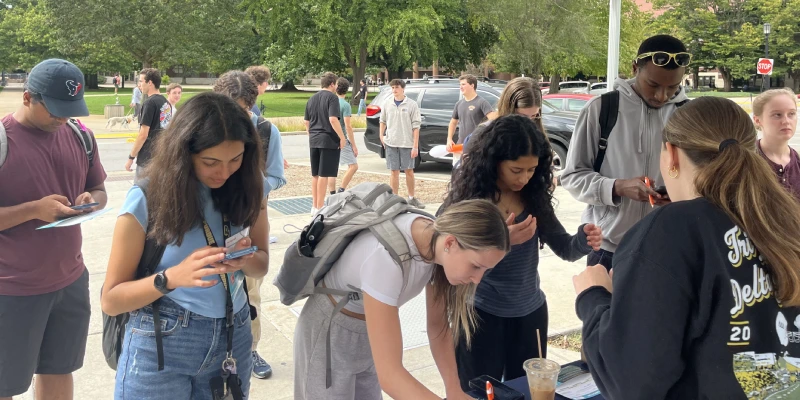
[474,208,591,318]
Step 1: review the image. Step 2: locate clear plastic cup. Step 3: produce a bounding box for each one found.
[523,358,561,400]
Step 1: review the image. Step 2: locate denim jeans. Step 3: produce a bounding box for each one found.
[357,99,366,116]
[114,296,253,400]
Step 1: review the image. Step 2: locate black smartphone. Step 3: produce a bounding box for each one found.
[654,186,668,196]
[467,375,524,400]
[70,202,99,210]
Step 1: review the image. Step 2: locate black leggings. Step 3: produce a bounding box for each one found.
[456,301,549,391]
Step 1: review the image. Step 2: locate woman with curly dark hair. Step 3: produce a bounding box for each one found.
[440,114,603,389]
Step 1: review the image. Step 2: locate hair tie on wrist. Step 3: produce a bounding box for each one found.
[719,138,738,152]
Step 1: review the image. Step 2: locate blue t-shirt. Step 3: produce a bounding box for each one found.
[119,185,248,318]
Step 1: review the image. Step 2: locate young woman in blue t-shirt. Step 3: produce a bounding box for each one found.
[101,92,268,399]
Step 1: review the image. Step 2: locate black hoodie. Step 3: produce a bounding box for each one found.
[576,198,800,399]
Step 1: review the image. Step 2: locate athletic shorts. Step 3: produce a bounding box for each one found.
[310,147,340,177]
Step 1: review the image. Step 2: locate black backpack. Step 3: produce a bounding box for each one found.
[101,179,258,371]
[593,91,689,173]
[256,116,272,161]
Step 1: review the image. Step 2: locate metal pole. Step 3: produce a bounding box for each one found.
[606,0,622,93]
[765,33,770,90]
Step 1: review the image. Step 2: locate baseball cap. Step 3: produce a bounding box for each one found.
[26,59,90,118]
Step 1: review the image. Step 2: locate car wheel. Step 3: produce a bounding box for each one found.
[551,143,568,183]
[414,155,423,169]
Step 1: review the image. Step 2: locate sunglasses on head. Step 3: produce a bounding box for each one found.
[636,51,692,67]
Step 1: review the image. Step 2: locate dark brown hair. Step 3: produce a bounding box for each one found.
[140,68,161,89]
[459,74,478,91]
[336,77,350,96]
[213,70,258,110]
[245,65,271,85]
[663,96,800,306]
[142,92,264,246]
[320,72,338,88]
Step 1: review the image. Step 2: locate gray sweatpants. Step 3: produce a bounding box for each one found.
[294,294,382,400]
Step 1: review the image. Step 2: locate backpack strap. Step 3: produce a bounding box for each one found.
[0,119,7,169]
[134,179,168,370]
[594,91,619,173]
[67,119,95,168]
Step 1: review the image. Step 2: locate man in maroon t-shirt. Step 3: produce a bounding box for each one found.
[0,59,107,399]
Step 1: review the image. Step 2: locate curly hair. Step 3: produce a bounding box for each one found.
[213,70,258,109]
[443,114,554,218]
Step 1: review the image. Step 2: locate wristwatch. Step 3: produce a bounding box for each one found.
[128,154,136,160]
[153,271,173,294]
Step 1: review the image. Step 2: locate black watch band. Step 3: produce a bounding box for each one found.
[128,154,136,160]
[153,271,173,295]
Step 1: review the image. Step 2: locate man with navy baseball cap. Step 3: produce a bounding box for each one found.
[0,58,107,399]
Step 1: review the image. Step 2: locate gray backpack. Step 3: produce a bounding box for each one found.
[0,118,95,169]
[274,182,433,388]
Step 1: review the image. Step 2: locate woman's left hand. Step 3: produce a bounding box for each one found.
[573,264,613,295]
[583,224,603,251]
[213,237,255,273]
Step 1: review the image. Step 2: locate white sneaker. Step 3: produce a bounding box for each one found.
[310,207,319,216]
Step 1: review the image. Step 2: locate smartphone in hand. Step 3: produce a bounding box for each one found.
[224,246,258,261]
[70,202,99,211]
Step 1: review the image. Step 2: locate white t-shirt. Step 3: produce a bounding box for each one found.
[322,213,434,314]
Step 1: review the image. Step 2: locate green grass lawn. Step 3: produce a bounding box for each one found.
[85,89,377,117]
[686,91,757,98]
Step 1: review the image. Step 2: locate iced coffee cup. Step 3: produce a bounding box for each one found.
[523,358,560,400]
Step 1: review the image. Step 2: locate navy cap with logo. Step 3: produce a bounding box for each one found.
[26,58,90,118]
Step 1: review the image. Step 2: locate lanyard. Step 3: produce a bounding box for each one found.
[200,215,237,364]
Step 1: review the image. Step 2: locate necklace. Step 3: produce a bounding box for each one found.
[496,191,518,217]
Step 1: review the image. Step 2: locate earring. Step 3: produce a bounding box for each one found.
[444,247,449,253]
[669,166,679,179]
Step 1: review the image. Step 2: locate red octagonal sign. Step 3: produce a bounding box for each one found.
[757,58,774,75]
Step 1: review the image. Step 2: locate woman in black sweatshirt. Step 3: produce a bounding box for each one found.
[573,96,800,399]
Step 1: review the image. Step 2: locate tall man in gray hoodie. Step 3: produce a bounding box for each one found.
[561,35,691,270]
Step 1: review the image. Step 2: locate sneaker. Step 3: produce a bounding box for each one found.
[310,207,319,216]
[251,351,273,379]
[407,197,426,209]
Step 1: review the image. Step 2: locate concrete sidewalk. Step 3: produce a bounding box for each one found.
[17,172,584,399]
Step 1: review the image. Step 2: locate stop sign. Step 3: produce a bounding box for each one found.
[757,58,774,75]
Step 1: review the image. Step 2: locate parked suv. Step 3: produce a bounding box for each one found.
[363,80,577,172]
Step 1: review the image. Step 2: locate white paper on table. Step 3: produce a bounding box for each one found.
[555,373,601,399]
[36,208,113,230]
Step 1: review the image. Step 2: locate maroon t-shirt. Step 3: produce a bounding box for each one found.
[757,139,800,202]
[0,115,107,295]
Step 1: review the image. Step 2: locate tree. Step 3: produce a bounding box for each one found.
[472,0,647,91]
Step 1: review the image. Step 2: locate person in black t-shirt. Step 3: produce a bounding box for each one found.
[125,68,173,182]
[572,97,800,399]
[303,72,346,214]
[356,79,368,116]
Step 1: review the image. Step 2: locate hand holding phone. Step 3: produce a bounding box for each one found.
[224,246,258,261]
[70,202,99,211]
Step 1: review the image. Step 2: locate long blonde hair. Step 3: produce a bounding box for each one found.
[497,77,545,135]
[663,96,800,306]
[424,199,510,346]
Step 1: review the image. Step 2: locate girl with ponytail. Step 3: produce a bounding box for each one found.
[572,96,800,399]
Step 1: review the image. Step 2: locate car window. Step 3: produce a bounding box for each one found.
[592,83,606,90]
[404,90,420,102]
[542,100,558,114]
[567,99,587,112]
[420,88,460,111]
[561,82,589,89]
[476,90,499,108]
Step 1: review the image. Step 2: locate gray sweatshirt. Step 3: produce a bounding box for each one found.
[560,78,689,252]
